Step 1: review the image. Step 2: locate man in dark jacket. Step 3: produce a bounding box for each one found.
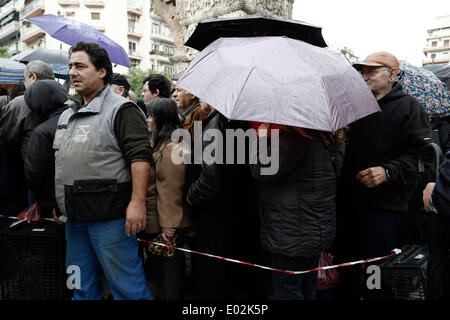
[423,151,450,217]
[185,110,230,299]
[185,110,257,299]
[23,80,68,219]
[336,51,432,300]
[0,61,55,217]
[423,151,450,299]
[251,126,344,300]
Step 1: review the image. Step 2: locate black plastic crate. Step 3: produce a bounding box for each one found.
[0,220,72,300]
[379,244,428,300]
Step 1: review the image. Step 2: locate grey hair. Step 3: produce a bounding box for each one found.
[24,60,55,80]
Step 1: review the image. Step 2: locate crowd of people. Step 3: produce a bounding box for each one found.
[0,42,449,301]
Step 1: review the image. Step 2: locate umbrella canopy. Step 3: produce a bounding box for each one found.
[0,58,25,84]
[26,14,130,68]
[177,37,380,132]
[11,49,69,79]
[185,13,327,51]
[172,70,184,81]
[397,61,449,119]
[434,64,450,81]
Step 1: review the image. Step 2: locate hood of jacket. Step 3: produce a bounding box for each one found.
[24,80,68,118]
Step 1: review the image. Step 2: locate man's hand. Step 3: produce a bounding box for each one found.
[52,208,64,225]
[126,161,150,236]
[423,182,436,212]
[356,166,388,188]
[126,200,146,236]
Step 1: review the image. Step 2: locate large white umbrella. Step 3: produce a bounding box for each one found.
[177,36,380,132]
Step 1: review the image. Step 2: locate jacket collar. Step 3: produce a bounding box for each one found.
[67,85,110,113]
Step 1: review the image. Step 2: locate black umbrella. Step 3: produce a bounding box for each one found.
[434,65,450,79]
[11,48,69,79]
[184,13,327,51]
[434,65,450,89]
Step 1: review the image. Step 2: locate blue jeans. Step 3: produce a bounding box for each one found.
[65,218,151,300]
[270,253,320,300]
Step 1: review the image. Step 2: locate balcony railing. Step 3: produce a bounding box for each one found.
[128,27,142,38]
[150,32,174,45]
[84,0,104,8]
[58,0,80,6]
[149,49,174,57]
[0,1,16,20]
[422,57,450,65]
[21,0,45,20]
[127,0,142,13]
[423,46,450,53]
[128,50,142,60]
[21,23,45,43]
[0,20,20,42]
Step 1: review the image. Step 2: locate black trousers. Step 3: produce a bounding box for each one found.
[140,232,186,300]
[335,206,405,300]
[193,205,230,300]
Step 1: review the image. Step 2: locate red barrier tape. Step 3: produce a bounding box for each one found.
[0,215,401,275]
[138,238,401,275]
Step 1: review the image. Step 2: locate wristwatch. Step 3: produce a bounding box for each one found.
[385,168,391,181]
[429,197,438,214]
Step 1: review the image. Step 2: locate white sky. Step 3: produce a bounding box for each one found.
[292,0,450,66]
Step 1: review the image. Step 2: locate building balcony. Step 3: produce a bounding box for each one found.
[150,12,164,22]
[149,53,172,64]
[0,1,17,21]
[21,23,45,43]
[127,0,142,15]
[0,20,20,43]
[422,57,450,65]
[423,46,450,53]
[0,10,18,27]
[84,0,104,8]
[149,49,174,57]
[128,51,142,60]
[150,33,174,45]
[58,0,80,6]
[127,28,142,38]
[21,0,45,20]
[7,43,20,56]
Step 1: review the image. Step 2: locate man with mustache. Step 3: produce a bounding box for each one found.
[54,42,152,300]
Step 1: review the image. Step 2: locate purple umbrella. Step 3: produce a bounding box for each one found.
[27,14,130,68]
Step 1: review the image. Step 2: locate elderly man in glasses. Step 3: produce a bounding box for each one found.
[335,51,432,300]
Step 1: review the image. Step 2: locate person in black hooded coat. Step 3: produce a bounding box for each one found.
[23,80,68,218]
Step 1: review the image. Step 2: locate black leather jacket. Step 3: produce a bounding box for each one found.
[187,110,233,207]
[251,129,344,257]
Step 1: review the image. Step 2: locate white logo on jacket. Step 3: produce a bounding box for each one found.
[73,125,90,143]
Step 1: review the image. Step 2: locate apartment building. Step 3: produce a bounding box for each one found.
[0,0,22,55]
[0,0,175,74]
[423,14,450,70]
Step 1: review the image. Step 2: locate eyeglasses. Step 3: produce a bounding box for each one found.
[358,67,391,77]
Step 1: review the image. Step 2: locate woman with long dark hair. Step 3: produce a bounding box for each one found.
[141,98,192,300]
